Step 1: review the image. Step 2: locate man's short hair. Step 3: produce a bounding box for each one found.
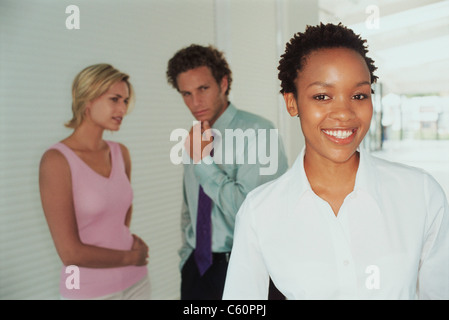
[166,44,233,96]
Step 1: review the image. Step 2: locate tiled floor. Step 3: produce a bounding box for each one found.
[371,139,449,199]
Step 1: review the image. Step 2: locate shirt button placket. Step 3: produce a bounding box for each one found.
[330,214,357,298]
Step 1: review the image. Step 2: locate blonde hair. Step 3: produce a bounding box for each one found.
[65,63,135,129]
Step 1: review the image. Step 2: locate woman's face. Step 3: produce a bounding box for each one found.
[85,81,130,131]
[284,47,373,165]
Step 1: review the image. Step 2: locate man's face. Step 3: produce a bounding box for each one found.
[177,65,228,126]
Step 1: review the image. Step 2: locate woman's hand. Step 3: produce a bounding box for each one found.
[131,234,149,266]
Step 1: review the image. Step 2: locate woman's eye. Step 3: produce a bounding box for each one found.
[353,94,369,100]
[313,94,330,101]
[111,97,118,102]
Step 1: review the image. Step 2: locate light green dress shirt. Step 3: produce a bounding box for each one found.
[179,103,289,269]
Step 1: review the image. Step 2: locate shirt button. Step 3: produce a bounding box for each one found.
[343,260,350,266]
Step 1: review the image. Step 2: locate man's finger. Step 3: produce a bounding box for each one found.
[202,120,211,131]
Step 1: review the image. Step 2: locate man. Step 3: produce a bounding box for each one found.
[166,44,289,300]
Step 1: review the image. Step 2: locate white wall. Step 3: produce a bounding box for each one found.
[277,0,319,165]
[0,0,317,299]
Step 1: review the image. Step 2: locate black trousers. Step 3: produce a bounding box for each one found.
[180,251,285,300]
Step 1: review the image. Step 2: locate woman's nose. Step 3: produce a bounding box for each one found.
[329,98,356,121]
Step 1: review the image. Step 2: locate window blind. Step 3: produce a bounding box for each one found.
[0,0,215,299]
[0,0,314,299]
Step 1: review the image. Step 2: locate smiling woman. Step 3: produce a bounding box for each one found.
[285,48,373,177]
[222,23,449,300]
[38,64,150,300]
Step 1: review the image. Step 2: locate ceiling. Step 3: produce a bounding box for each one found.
[318,0,449,96]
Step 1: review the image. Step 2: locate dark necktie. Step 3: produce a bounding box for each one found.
[195,184,213,276]
[194,146,214,276]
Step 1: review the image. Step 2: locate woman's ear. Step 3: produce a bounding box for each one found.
[283,92,299,117]
[83,100,93,118]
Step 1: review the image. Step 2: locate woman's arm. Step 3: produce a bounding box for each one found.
[119,143,133,228]
[39,149,148,268]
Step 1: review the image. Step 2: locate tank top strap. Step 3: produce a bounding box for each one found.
[48,142,80,166]
[105,140,126,175]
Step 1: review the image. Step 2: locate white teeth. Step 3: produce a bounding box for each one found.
[323,129,353,139]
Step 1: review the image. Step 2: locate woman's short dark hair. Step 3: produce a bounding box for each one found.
[166,44,232,96]
[278,22,378,95]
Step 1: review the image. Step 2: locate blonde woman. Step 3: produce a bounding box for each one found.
[39,64,150,299]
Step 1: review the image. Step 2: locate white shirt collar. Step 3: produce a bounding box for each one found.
[286,146,383,212]
[354,147,383,204]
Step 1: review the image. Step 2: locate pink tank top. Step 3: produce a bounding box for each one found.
[49,140,147,299]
